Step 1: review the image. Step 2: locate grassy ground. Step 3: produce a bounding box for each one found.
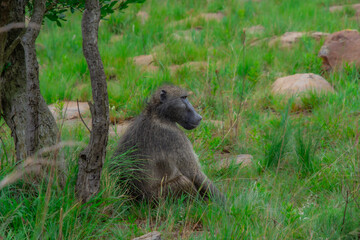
[1,0,360,239]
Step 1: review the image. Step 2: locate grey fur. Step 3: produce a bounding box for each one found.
[112,85,225,203]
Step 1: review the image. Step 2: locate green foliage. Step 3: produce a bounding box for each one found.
[26,0,146,27]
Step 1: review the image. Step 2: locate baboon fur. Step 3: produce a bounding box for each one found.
[111,85,224,203]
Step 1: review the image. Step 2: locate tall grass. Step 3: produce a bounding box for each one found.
[294,125,318,175]
[263,100,292,170]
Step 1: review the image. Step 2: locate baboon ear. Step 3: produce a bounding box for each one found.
[160,90,167,103]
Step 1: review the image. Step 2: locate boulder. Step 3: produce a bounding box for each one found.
[199,12,225,22]
[48,101,90,120]
[269,31,329,48]
[272,73,334,95]
[269,32,305,47]
[219,154,254,169]
[329,4,360,16]
[133,231,161,240]
[172,29,201,42]
[133,55,154,66]
[245,25,265,35]
[318,30,360,71]
[310,32,329,40]
[132,55,159,72]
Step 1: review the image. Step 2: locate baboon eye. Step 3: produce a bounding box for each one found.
[181,96,187,100]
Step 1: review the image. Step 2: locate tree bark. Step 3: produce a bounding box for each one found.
[21,0,46,156]
[76,0,110,202]
[0,0,11,111]
[0,0,58,161]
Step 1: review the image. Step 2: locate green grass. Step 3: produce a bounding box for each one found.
[1,0,360,239]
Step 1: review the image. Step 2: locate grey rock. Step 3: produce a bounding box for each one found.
[133,231,161,240]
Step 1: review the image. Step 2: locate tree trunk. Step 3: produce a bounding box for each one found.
[0,0,11,111]
[76,0,110,202]
[0,0,58,161]
[21,0,46,156]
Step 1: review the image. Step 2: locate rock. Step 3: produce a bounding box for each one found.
[168,64,181,72]
[329,4,360,16]
[137,11,149,24]
[133,231,161,240]
[172,29,201,42]
[60,118,92,129]
[329,5,344,13]
[269,31,331,48]
[318,30,360,71]
[269,32,305,47]
[272,73,334,95]
[236,154,254,167]
[49,101,90,120]
[219,154,254,169]
[132,55,159,72]
[310,31,330,40]
[185,61,208,70]
[133,55,154,66]
[199,12,225,22]
[144,65,159,72]
[245,25,265,35]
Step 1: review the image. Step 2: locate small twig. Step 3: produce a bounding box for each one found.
[77,99,91,133]
[58,207,64,240]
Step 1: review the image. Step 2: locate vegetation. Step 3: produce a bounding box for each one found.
[1,0,360,238]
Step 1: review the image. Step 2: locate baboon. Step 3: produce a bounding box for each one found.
[111,85,225,203]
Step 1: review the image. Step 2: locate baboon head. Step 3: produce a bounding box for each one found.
[146,85,202,130]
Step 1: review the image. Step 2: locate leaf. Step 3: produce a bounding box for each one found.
[45,14,58,21]
[56,20,62,27]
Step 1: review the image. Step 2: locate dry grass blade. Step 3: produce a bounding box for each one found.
[0,157,54,190]
[0,141,81,190]
[36,141,83,156]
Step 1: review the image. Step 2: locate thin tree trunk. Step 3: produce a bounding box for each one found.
[0,0,58,161]
[21,0,46,156]
[76,0,110,202]
[0,0,11,111]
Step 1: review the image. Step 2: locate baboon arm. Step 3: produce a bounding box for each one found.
[158,175,197,198]
[192,172,226,204]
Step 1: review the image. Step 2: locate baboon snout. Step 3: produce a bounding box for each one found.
[195,113,202,124]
